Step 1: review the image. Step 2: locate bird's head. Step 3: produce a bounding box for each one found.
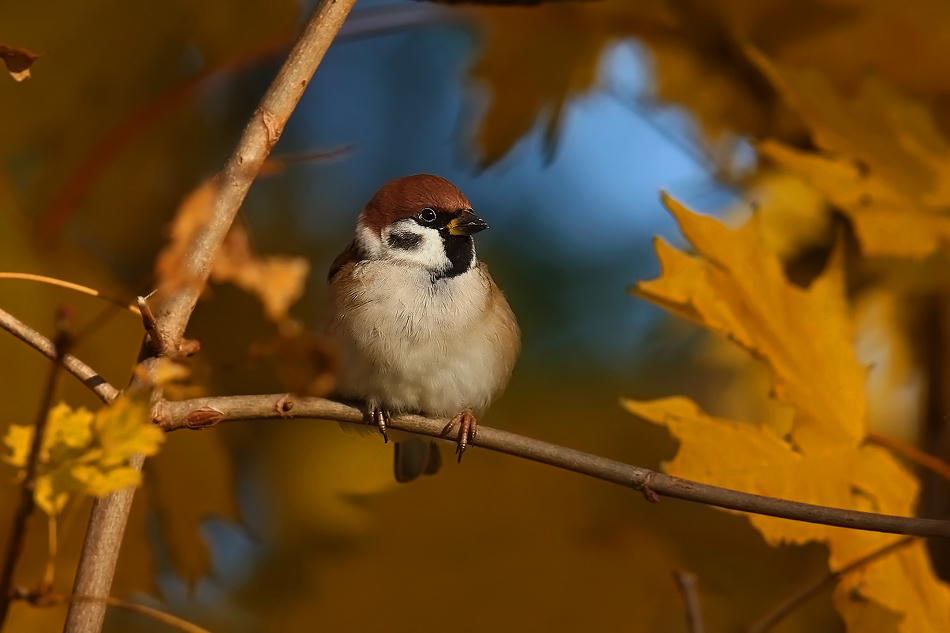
[356,174,488,280]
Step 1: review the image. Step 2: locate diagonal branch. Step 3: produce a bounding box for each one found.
[158,394,950,540]
[63,1,359,631]
[157,0,358,349]
[0,307,118,404]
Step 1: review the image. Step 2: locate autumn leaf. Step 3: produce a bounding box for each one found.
[627,195,950,632]
[746,50,950,259]
[210,222,310,323]
[3,398,163,515]
[0,44,40,82]
[760,140,950,259]
[466,1,631,163]
[156,178,310,323]
[750,51,950,207]
[635,193,864,452]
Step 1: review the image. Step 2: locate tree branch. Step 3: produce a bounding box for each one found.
[156,0,358,349]
[63,1,358,631]
[158,394,950,540]
[0,307,118,405]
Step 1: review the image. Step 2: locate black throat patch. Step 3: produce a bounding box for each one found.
[433,234,475,282]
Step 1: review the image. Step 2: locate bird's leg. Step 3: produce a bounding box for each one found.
[368,403,391,443]
[446,408,477,462]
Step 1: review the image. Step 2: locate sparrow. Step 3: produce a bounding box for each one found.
[321,174,520,482]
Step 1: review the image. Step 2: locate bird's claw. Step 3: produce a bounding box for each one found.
[447,409,477,463]
[371,406,391,443]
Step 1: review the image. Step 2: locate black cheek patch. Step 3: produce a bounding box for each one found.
[387,231,423,250]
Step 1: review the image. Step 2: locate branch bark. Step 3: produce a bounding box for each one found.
[156,0,358,348]
[158,394,950,540]
[63,1,358,630]
[0,307,118,404]
[6,299,950,591]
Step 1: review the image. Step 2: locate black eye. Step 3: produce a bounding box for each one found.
[418,208,437,224]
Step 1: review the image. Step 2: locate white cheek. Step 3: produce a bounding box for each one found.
[381,222,449,271]
[356,222,383,259]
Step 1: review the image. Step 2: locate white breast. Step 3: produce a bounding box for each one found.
[324,259,518,417]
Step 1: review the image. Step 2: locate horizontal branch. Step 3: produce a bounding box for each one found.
[0,307,118,404]
[159,394,950,540]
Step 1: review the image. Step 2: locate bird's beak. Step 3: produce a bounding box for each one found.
[447,210,489,236]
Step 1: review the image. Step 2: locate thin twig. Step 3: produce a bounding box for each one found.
[0,307,72,627]
[747,536,916,633]
[672,570,704,633]
[79,595,211,633]
[19,591,211,633]
[158,395,950,539]
[260,144,355,176]
[867,432,950,483]
[0,307,119,404]
[0,273,140,315]
[64,2,358,631]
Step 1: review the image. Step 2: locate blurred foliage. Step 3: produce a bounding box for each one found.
[628,198,949,632]
[1,0,950,632]
[4,396,163,516]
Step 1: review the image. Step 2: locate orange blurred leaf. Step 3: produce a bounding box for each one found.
[156,178,310,323]
[210,222,309,323]
[751,51,950,207]
[0,44,40,82]
[760,140,950,259]
[155,179,219,297]
[467,1,632,163]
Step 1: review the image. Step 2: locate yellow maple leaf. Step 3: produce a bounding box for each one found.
[760,140,950,259]
[627,195,950,632]
[635,193,864,452]
[750,53,950,206]
[94,394,163,467]
[2,396,164,515]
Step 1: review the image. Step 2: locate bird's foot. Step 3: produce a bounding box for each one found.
[444,408,477,462]
[370,405,392,443]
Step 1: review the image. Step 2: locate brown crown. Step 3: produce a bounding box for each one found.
[361,174,471,233]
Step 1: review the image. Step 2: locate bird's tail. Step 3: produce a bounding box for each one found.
[394,438,442,483]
